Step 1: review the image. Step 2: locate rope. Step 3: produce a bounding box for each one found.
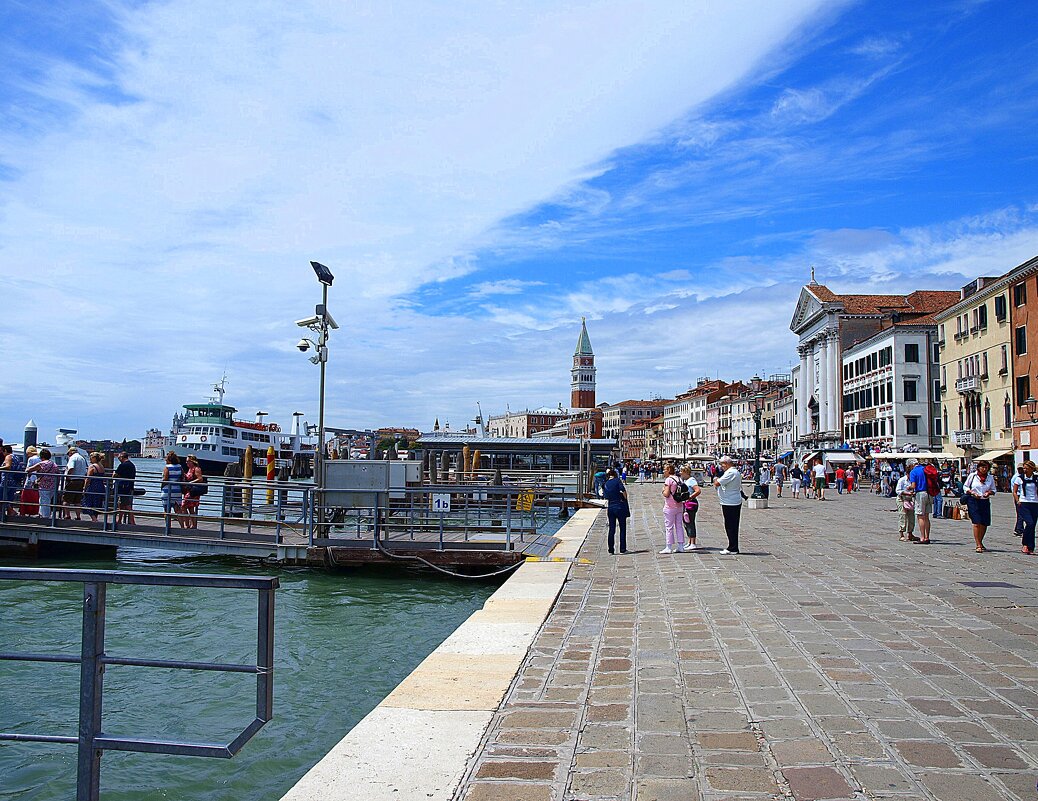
[323,538,528,579]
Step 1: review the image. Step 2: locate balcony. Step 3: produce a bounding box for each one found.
[955,375,981,394]
[953,429,984,447]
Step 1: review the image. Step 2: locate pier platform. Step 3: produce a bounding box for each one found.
[282,481,1038,801]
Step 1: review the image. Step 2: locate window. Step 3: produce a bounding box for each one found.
[984,401,991,432]
[1015,282,1027,307]
[1018,375,1031,406]
[941,365,947,387]
[1005,397,1013,429]
[933,378,941,398]
[906,417,919,435]
[934,418,942,436]
[904,380,917,402]
[932,342,940,362]
[995,294,1008,322]
[939,323,945,342]
[982,351,988,378]
[978,303,988,329]
[905,343,919,362]
[1016,325,1027,356]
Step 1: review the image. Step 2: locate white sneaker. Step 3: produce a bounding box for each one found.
[687,543,699,550]
[659,547,673,554]
[719,549,737,555]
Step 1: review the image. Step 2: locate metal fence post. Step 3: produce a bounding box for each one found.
[77,581,106,801]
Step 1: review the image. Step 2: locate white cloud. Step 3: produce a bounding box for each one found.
[467,279,545,299]
[0,0,841,437]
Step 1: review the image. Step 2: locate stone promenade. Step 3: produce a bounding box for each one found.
[453,482,1038,801]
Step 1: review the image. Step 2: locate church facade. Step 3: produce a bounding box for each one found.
[790,283,958,452]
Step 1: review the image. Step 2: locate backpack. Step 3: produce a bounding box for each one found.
[924,464,940,497]
[671,478,690,503]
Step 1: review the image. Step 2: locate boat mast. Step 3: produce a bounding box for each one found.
[211,374,228,406]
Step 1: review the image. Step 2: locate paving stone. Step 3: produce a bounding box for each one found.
[704,767,778,793]
[962,744,1029,769]
[463,782,554,801]
[697,732,759,752]
[569,768,629,796]
[635,753,693,777]
[770,738,835,766]
[475,760,557,780]
[893,741,963,768]
[782,766,856,800]
[916,772,1007,801]
[848,763,917,795]
[573,750,630,768]
[634,777,701,801]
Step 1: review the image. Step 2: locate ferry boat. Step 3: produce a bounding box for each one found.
[170,378,316,477]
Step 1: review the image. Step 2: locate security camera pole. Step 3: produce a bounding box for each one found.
[298,261,336,530]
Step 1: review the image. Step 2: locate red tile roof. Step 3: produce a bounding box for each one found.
[808,285,958,318]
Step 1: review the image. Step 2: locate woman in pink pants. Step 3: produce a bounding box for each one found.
[660,463,685,554]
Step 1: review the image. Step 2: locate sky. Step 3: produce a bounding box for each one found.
[1,0,1037,441]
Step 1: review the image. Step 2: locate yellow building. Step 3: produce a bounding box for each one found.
[934,274,1015,467]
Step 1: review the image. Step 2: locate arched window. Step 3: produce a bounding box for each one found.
[1005,395,1013,429]
[943,407,949,436]
[958,404,964,430]
[984,400,991,432]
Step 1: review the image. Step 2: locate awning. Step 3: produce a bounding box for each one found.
[975,449,1012,462]
[870,451,957,460]
[778,451,794,459]
[822,452,865,464]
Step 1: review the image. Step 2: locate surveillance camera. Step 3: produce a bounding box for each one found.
[296,315,321,328]
[297,339,310,352]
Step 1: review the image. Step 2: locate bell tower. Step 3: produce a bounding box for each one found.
[571,317,596,410]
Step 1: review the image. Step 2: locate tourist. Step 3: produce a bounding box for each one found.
[1013,465,1026,538]
[63,447,88,521]
[82,453,107,523]
[811,458,826,501]
[773,461,786,497]
[909,459,934,544]
[1011,460,1038,555]
[660,463,685,554]
[114,452,137,526]
[161,451,185,527]
[835,465,846,494]
[26,449,59,519]
[789,462,802,499]
[0,444,20,520]
[963,460,996,552]
[759,463,771,492]
[679,465,701,550]
[846,465,856,492]
[713,456,742,554]
[896,459,917,542]
[20,446,40,516]
[181,454,206,529]
[602,468,629,554]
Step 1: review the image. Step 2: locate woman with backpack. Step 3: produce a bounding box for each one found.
[1011,460,1038,555]
[660,463,685,554]
[963,459,996,553]
[678,465,702,550]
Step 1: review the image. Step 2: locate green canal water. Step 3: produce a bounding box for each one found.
[0,549,498,800]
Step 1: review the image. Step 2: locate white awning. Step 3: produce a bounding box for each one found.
[975,449,1012,462]
[822,452,865,464]
[869,451,957,460]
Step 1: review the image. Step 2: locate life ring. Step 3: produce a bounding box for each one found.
[180,435,187,442]
[201,435,208,442]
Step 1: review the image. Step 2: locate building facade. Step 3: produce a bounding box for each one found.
[487,408,569,438]
[774,386,795,455]
[935,274,1016,464]
[601,399,671,441]
[1010,257,1038,465]
[661,379,726,459]
[571,317,596,410]
[790,284,959,453]
[841,325,943,452]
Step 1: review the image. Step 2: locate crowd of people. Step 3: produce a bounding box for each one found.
[600,452,1036,558]
[0,440,207,529]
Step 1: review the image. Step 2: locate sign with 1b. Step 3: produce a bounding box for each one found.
[431,493,451,513]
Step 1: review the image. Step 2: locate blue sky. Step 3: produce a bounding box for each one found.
[1,0,1036,442]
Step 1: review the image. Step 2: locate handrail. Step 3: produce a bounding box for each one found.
[0,567,278,801]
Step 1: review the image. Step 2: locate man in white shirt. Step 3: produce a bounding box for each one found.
[713,456,743,554]
[63,447,88,521]
[811,458,827,501]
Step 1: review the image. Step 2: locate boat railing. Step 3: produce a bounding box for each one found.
[0,567,278,801]
[0,470,317,546]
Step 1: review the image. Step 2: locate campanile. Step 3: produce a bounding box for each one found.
[571,317,596,409]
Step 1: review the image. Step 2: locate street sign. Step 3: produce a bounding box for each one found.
[431,493,451,513]
[516,490,534,512]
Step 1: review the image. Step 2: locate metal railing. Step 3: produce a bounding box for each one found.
[317,484,565,550]
[0,470,316,546]
[0,567,278,801]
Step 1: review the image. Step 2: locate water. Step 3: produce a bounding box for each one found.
[0,548,498,800]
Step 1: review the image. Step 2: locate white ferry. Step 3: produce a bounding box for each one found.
[170,378,316,476]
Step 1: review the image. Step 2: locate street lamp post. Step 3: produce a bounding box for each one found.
[296,261,337,523]
[750,376,767,500]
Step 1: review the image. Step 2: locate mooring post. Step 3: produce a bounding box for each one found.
[76,581,106,801]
